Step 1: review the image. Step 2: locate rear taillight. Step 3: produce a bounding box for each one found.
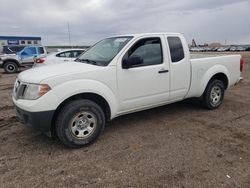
[36,58,45,64]
[240,57,244,72]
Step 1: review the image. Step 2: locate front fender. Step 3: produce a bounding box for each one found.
[52,79,118,119]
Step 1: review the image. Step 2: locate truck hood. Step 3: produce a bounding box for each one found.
[18,62,103,83]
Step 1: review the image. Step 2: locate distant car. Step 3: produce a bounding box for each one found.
[190,47,203,52]
[33,48,86,67]
[229,46,237,51]
[211,47,219,52]
[0,46,47,73]
[236,46,246,51]
[203,47,213,52]
[216,47,224,52]
[217,47,230,52]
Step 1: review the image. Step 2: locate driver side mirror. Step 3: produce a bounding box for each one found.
[122,55,143,69]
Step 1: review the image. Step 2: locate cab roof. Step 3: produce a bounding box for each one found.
[111,32,182,38]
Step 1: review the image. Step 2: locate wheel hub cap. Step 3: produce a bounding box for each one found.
[70,112,97,138]
[210,86,222,106]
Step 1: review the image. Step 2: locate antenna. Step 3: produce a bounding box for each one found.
[67,22,72,48]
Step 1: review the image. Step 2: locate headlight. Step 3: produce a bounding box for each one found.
[23,84,51,100]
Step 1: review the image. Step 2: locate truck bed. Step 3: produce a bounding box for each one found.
[186,54,241,98]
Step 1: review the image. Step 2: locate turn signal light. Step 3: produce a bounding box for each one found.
[38,84,51,97]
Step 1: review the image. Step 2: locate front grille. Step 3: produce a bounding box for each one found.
[13,80,27,99]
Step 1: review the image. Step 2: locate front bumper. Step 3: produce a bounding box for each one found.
[15,105,55,137]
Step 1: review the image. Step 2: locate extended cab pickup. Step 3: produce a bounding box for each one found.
[12,33,243,148]
[0,46,47,73]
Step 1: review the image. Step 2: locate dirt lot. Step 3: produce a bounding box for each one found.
[0,52,250,188]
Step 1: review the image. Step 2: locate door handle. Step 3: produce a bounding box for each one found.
[64,60,69,62]
[158,69,169,74]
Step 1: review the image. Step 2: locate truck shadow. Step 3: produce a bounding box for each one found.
[105,98,203,131]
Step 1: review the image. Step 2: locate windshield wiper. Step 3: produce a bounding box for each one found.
[76,58,98,65]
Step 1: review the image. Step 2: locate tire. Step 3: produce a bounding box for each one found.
[3,61,18,73]
[202,79,225,110]
[55,99,105,148]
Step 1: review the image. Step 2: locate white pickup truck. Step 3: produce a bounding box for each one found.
[12,33,243,148]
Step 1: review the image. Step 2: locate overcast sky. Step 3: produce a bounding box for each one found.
[0,0,249,45]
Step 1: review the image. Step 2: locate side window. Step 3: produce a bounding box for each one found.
[74,50,84,57]
[56,52,65,57]
[167,37,184,63]
[126,37,163,67]
[24,47,37,55]
[56,51,71,58]
[69,51,75,58]
[38,47,44,54]
[70,51,79,58]
[9,46,24,53]
[3,46,12,54]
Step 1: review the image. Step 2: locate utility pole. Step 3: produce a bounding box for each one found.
[67,22,72,48]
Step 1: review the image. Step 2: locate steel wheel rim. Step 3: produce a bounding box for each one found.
[70,111,97,139]
[210,86,222,106]
[7,64,15,72]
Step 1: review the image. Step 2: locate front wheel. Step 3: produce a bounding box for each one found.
[202,79,225,110]
[3,61,18,73]
[55,99,105,148]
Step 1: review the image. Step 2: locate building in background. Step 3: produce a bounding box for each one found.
[0,36,42,54]
[0,36,41,46]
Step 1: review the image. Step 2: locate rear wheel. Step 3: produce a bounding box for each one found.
[202,79,225,109]
[3,61,18,73]
[55,99,105,148]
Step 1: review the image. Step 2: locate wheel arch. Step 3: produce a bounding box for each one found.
[3,59,20,67]
[200,72,229,100]
[51,92,111,136]
[208,73,229,89]
[199,65,230,96]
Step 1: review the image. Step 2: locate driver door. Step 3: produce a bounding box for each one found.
[117,36,170,112]
[20,47,37,63]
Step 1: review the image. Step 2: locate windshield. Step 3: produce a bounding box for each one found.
[76,36,133,66]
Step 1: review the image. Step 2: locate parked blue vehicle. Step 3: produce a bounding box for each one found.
[0,46,47,73]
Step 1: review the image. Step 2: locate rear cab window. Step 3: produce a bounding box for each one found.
[167,36,184,63]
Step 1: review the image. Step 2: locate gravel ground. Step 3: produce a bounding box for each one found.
[0,53,249,188]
